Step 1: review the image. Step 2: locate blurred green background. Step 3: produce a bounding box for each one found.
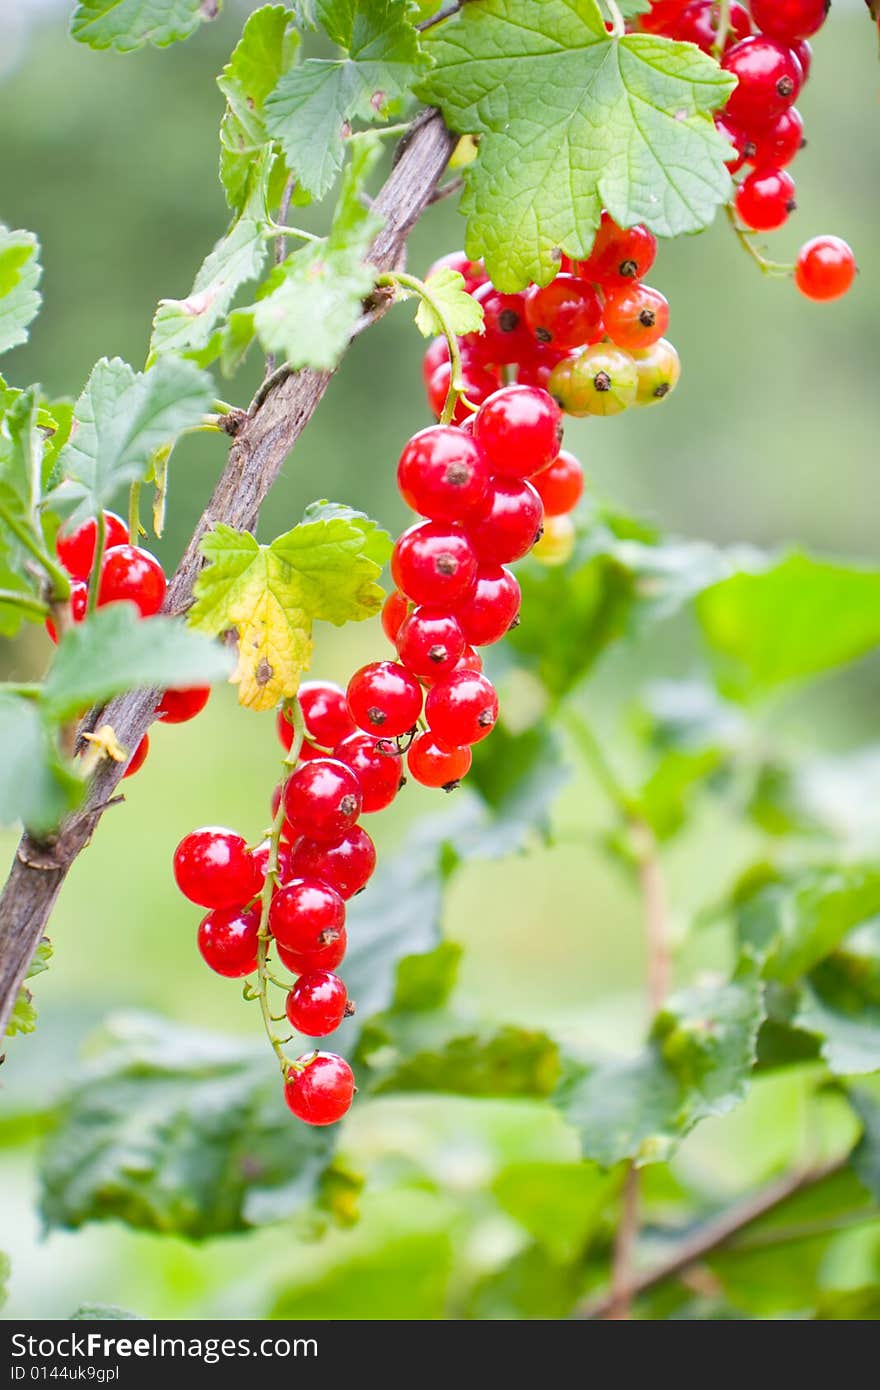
[0,0,877,1319]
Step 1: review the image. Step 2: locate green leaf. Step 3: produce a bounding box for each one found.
[39,1013,337,1238]
[392,941,463,1013]
[264,0,424,199]
[0,227,42,355]
[51,357,215,529]
[795,924,880,1076]
[189,503,390,710]
[359,1015,561,1098]
[218,6,300,212]
[70,0,220,52]
[0,388,60,633]
[251,139,383,371]
[559,966,764,1166]
[43,605,233,722]
[697,552,880,699]
[418,0,734,289]
[492,1160,618,1264]
[414,267,484,339]
[735,865,880,985]
[849,1084,880,1201]
[463,723,570,859]
[0,694,82,836]
[149,180,269,361]
[6,939,52,1040]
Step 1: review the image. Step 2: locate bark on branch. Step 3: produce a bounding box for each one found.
[0,111,455,1038]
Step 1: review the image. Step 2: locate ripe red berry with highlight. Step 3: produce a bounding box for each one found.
[251,838,294,890]
[276,928,347,976]
[286,972,351,1037]
[283,758,363,843]
[427,360,500,424]
[425,250,488,296]
[722,37,801,127]
[604,284,670,352]
[98,545,167,617]
[425,669,499,747]
[333,733,403,812]
[381,589,409,645]
[269,876,345,956]
[524,275,604,351]
[469,477,543,566]
[347,660,423,737]
[56,511,129,581]
[45,579,88,643]
[790,38,812,81]
[750,0,829,43]
[276,681,356,755]
[284,1052,355,1125]
[581,214,657,289]
[156,686,211,724]
[670,1,751,53]
[407,732,472,790]
[122,733,149,779]
[474,386,562,479]
[396,607,466,682]
[748,107,805,169]
[174,827,260,909]
[471,282,534,364]
[533,449,584,517]
[794,236,857,302]
[391,521,478,607]
[289,825,376,900]
[197,905,260,978]
[397,425,490,521]
[715,114,754,175]
[454,567,521,647]
[735,167,797,232]
[640,0,691,32]
[455,645,483,675]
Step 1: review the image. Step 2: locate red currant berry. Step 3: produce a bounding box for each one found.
[278,681,356,756]
[422,335,450,389]
[396,608,466,682]
[45,579,88,643]
[397,425,490,522]
[381,589,409,645]
[581,213,657,289]
[794,236,857,302]
[469,477,543,566]
[471,282,533,364]
[524,275,604,351]
[474,386,562,479]
[276,930,347,976]
[425,670,499,747]
[269,876,345,958]
[427,361,500,424]
[98,545,166,617]
[391,521,478,607]
[603,284,670,352]
[715,114,755,174]
[156,686,211,724]
[286,971,351,1037]
[197,905,260,978]
[347,660,423,737]
[669,1,751,53]
[533,449,584,517]
[454,567,521,647]
[455,645,483,675]
[514,345,569,392]
[747,107,805,169]
[407,732,472,790]
[284,1052,355,1125]
[56,511,129,581]
[640,0,691,32]
[173,827,260,909]
[251,838,294,889]
[122,733,149,779]
[722,37,801,127]
[289,825,376,900]
[750,0,829,44]
[425,250,488,296]
[333,733,403,812]
[632,338,682,406]
[283,758,362,843]
[735,167,796,232]
[790,38,812,81]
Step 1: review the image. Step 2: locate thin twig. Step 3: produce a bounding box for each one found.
[428,175,464,205]
[416,2,463,31]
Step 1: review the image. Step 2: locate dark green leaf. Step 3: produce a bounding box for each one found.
[392,941,462,1013]
[735,865,880,984]
[795,925,880,1075]
[43,605,233,722]
[848,1083,880,1201]
[359,1016,560,1098]
[40,1013,336,1238]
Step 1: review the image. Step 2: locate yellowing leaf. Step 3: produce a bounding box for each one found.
[190,505,391,711]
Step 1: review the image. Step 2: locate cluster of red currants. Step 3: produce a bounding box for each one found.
[51,510,211,776]
[423,225,681,501]
[174,373,584,1126]
[642,1,855,300]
